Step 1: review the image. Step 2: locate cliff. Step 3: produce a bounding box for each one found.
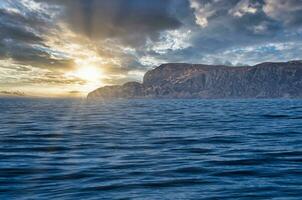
[87,60,302,99]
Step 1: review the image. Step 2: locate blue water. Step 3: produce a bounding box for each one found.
[1,98,302,200]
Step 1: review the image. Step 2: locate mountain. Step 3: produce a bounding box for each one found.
[87,60,302,99]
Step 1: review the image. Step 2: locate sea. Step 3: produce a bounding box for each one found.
[1,98,302,200]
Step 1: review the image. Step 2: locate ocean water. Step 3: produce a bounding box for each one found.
[1,98,302,200]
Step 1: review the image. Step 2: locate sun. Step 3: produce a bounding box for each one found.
[65,65,104,94]
[74,66,102,82]
[65,61,105,94]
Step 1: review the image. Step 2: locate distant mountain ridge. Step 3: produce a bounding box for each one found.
[87,60,302,99]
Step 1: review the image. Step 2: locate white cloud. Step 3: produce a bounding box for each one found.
[214,42,302,65]
[229,0,258,17]
[146,29,192,54]
[189,0,216,28]
[139,56,165,67]
[127,70,145,81]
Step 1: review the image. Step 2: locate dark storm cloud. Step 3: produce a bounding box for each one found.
[147,0,302,65]
[1,38,75,70]
[44,0,182,47]
[1,0,302,82]
[263,0,302,27]
[0,8,44,47]
[0,1,73,70]
[0,11,43,44]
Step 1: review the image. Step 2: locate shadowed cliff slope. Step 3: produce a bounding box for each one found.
[88,60,302,99]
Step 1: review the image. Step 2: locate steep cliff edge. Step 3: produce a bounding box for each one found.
[87,60,302,99]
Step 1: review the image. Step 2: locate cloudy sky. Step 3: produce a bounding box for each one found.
[1,0,302,97]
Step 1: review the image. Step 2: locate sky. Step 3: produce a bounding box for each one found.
[0,0,302,97]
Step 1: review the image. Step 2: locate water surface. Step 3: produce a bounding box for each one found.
[1,98,302,199]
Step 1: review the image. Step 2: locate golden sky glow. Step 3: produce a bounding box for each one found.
[66,65,103,94]
[1,0,302,97]
[0,22,144,98]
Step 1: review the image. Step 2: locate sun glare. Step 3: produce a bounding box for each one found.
[65,65,104,94]
[75,66,101,82]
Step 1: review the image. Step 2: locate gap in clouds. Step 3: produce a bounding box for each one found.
[0,0,302,97]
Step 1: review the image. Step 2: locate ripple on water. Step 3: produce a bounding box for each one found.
[1,98,302,199]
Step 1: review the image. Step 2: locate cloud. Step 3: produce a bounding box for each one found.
[1,0,302,96]
[229,0,258,17]
[0,10,43,43]
[0,90,25,96]
[189,0,216,28]
[0,0,74,71]
[0,59,84,87]
[69,90,81,94]
[2,41,75,70]
[263,0,302,26]
[146,29,192,55]
[46,0,182,48]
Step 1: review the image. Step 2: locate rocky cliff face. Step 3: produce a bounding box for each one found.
[87,60,302,99]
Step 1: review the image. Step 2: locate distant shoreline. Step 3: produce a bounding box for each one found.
[88,60,302,100]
